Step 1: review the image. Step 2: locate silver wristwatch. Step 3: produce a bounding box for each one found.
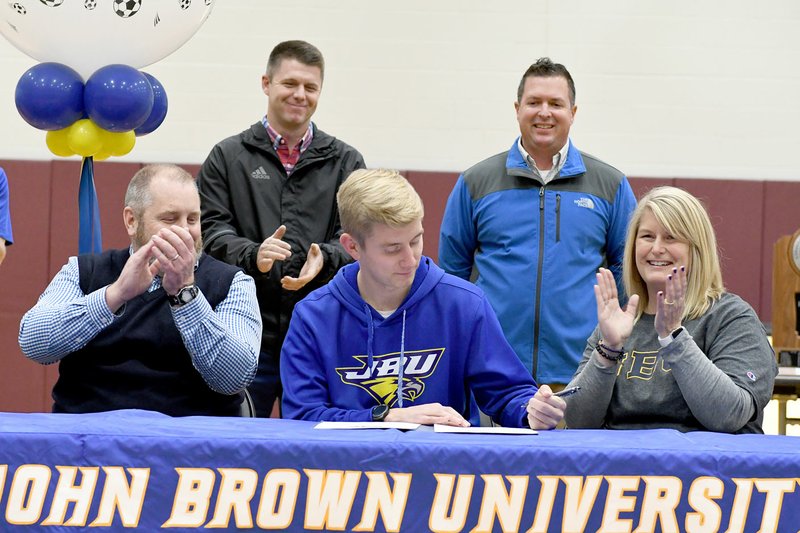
[167,285,199,307]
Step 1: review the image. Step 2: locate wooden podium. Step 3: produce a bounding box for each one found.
[771,229,800,434]
[773,229,800,353]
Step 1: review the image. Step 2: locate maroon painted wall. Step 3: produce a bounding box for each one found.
[1,159,798,413]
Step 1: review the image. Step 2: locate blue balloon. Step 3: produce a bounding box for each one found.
[15,62,85,131]
[135,73,169,136]
[84,64,154,132]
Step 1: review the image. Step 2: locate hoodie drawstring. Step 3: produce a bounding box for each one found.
[365,304,375,382]
[365,306,407,408]
[398,310,406,408]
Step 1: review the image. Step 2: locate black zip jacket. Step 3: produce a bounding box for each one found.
[197,122,366,361]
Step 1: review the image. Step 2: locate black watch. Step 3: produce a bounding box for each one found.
[371,404,389,422]
[167,285,199,307]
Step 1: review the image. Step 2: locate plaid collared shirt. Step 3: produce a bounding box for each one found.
[261,117,314,175]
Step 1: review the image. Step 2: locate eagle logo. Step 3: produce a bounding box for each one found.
[337,348,445,406]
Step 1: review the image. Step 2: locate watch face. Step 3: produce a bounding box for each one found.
[372,404,389,421]
[791,229,800,277]
[171,285,198,306]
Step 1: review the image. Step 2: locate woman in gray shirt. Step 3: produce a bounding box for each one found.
[565,186,777,433]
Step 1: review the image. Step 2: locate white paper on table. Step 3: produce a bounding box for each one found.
[433,424,537,435]
[314,421,421,430]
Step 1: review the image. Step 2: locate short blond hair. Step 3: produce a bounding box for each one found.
[623,186,724,320]
[337,169,424,243]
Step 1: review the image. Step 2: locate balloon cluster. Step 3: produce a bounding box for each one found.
[15,62,168,160]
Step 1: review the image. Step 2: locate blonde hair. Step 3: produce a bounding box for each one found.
[337,169,424,243]
[623,186,724,320]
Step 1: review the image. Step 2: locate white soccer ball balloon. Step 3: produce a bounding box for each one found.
[0,0,216,80]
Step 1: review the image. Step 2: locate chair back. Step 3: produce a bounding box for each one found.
[240,389,256,417]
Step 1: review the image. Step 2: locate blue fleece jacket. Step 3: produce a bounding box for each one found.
[439,139,636,384]
[280,256,539,427]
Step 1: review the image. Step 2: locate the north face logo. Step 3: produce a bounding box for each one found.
[250,166,269,180]
[574,197,595,209]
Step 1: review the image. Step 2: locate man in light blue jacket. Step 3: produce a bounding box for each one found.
[439,58,636,386]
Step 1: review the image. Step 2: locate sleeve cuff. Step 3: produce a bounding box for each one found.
[92,287,119,326]
[658,326,685,348]
[171,291,210,328]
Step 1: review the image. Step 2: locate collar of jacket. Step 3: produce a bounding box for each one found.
[505,137,587,182]
[243,122,337,161]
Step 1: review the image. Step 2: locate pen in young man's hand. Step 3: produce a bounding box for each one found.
[553,386,581,398]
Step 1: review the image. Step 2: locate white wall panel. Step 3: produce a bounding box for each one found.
[1,0,799,180]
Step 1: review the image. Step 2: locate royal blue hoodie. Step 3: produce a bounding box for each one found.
[280,256,539,427]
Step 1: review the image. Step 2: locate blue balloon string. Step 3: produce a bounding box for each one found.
[78,156,102,254]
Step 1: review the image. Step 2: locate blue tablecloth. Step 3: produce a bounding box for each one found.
[0,410,798,531]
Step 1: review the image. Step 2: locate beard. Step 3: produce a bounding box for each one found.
[133,225,204,256]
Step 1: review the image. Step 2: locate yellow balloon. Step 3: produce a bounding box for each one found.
[99,129,136,157]
[46,128,75,158]
[93,151,111,161]
[67,119,103,157]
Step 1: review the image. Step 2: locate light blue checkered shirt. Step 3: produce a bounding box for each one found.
[19,255,262,395]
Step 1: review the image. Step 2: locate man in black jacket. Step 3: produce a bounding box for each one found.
[197,40,366,417]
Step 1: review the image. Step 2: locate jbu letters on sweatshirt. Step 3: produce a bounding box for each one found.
[336,349,445,406]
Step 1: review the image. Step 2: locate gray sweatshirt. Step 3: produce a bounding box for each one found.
[564,292,777,433]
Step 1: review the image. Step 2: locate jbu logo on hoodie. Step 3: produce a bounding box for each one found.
[337,348,445,406]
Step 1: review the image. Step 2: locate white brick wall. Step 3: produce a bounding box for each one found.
[1,0,799,180]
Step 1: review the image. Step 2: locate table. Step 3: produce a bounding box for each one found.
[0,410,798,532]
[773,366,800,435]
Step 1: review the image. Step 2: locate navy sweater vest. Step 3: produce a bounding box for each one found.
[52,249,243,416]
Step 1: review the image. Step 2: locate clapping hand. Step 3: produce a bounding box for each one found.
[594,267,639,350]
[654,266,687,338]
[106,226,197,312]
[151,225,196,296]
[281,243,323,291]
[257,225,292,273]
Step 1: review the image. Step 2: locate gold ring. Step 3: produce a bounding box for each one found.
[170,255,180,261]
[664,300,675,305]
